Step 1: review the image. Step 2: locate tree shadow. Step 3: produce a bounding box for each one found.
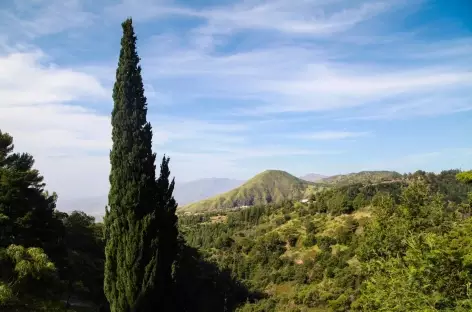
[173,242,264,312]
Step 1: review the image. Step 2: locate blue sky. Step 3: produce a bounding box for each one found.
[0,0,471,204]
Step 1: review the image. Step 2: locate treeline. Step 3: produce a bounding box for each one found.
[309,169,471,215]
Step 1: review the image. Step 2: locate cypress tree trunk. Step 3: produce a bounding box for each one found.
[104,18,161,312]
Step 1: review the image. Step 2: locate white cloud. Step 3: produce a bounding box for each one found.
[0,0,95,39]
[0,47,111,200]
[297,131,370,140]
[135,29,472,117]
[193,0,393,37]
[2,105,111,153]
[150,116,248,148]
[0,50,109,150]
[90,0,472,119]
[0,52,106,106]
[339,94,472,120]
[107,0,396,36]
[1,0,471,206]
[105,0,198,22]
[262,68,471,97]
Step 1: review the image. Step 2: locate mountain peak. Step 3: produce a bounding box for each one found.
[179,170,311,212]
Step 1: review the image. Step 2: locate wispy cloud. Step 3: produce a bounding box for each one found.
[1,0,471,205]
[0,0,95,39]
[107,0,397,36]
[339,94,472,120]
[129,21,472,118]
[295,131,371,140]
[74,0,472,120]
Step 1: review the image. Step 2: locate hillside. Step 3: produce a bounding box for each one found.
[179,170,312,212]
[320,170,402,185]
[179,169,472,311]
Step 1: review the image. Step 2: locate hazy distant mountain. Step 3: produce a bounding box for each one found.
[180,170,313,213]
[174,178,245,206]
[56,178,244,219]
[57,196,107,221]
[300,173,328,182]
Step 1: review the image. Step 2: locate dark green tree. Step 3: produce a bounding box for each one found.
[104,18,162,312]
[62,211,107,309]
[155,156,178,310]
[0,130,66,268]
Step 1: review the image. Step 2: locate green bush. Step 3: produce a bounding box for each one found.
[303,234,317,247]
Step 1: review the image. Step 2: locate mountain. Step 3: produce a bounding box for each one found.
[58,171,403,217]
[180,170,313,212]
[57,196,107,221]
[300,173,328,182]
[320,170,402,186]
[174,178,245,206]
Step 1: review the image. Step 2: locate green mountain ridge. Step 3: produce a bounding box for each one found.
[179,170,312,212]
[320,170,402,185]
[179,170,404,213]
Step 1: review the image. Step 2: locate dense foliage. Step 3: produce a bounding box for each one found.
[180,171,472,311]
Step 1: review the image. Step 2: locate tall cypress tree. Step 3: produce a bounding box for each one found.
[105,18,161,312]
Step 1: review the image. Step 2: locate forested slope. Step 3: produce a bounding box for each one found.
[179,170,472,311]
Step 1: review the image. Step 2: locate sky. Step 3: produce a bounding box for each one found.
[0,0,471,206]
